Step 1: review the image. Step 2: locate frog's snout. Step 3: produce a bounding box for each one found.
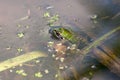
[49,28,63,40]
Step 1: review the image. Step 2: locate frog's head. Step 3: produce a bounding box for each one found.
[49,26,64,40]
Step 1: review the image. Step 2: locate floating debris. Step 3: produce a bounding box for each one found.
[59,65,64,70]
[52,54,56,58]
[90,14,98,20]
[47,41,54,47]
[19,16,29,21]
[26,25,30,29]
[17,48,23,53]
[48,49,52,52]
[17,24,22,27]
[55,49,59,52]
[43,12,50,18]
[57,43,62,46]
[55,57,59,60]
[54,43,67,53]
[67,46,70,49]
[17,32,24,38]
[60,57,65,62]
[65,65,68,68]
[91,65,96,69]
[90,14,98,23]
[16,69,24,74]
[43,11,59,26]
[61,51,65,54]
[44,69,49,74]
[48,14,59,26]
[9,69,13,72]
[6,46,11,50]
[55,74,58,78]
[89,72,93,76]
[70,44,77,50]
[22,73,27,76]
[19,9,30,21]
[35,72,43,78]
[46,6,54,9]
[50,14,59,21]
[16,69,27,76]
[19,64,23,67]
[35,60,40,63]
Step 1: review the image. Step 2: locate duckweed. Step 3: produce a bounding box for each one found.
[17,32,24,38]
[17,48,23,53]
[35,72,43,78]
[16,69,27,76]
[43,12,50,18]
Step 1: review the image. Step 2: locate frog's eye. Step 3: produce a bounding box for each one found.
[53,30,63,40]
[53,30,59,35]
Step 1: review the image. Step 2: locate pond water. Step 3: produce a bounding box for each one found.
[0,0,120,80]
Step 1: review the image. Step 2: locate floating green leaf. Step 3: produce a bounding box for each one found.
[35,72,43,78]
[16,69,24,74]
[17,48,23,53]
[43,12,50,18]
[16,69,27,76]
[22,72,27,76]
[47,14,59,26]
[50,14,59,21]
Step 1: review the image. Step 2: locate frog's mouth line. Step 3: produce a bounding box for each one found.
[52,30,63,40]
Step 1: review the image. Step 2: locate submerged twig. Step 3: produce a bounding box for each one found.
[0,51,47,72]
[19,9,31,21]
[82,26,120,56]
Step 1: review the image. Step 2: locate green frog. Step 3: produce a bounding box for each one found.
[49,26,92,49]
